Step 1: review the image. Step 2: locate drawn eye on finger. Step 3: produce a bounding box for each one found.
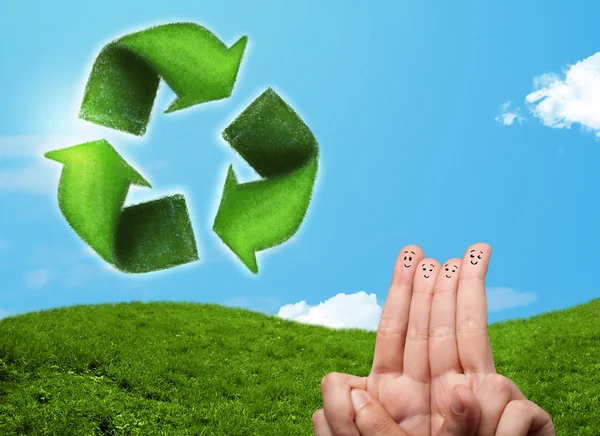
[444,264,458,278]
[403,250,415,268]
[469,249,485,265]
[421,263,435,279]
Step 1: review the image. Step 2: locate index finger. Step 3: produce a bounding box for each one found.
[456,242,496,375]
[402,258,439,384]
[371,245,425,376]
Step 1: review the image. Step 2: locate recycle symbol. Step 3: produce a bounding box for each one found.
[45,22,319,274]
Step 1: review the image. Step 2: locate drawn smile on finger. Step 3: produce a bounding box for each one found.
[403,250,416,268]
[421,263,435,278]
[469,249,484,265]
[444,264,458,278]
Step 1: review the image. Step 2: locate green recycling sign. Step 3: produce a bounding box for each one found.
[45,22,319,274]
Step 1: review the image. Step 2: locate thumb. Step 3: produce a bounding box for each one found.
[436,384,481,436]
[351,389,408,436]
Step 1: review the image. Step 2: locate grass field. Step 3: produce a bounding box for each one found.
[0,298,598,435]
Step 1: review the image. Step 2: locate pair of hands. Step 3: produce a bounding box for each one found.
[312,243,555,436]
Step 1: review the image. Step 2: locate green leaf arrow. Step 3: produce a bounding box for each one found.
[213,88,319,274]
[45,139,199,273]
[79,22,248,136]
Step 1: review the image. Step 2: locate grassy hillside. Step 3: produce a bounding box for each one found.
[0,298,598,435]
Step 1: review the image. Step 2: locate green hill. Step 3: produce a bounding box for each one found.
[0,299,598,435]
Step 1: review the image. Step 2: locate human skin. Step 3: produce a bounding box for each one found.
[312,243,555,436]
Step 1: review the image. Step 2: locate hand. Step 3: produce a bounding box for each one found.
[428,243,554,435]
[314,244,441,435]
[317,383,554,436]
[329,384,480,436]
[312,243,556,436]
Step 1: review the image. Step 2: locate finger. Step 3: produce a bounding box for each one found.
[456,243,496,375]
[313,409,335,436]
[474,373,527,436]
[351,389,408,436]
[436,384,481,436]
[495,400,555,436]
[372,245,425,375]
[429,258,462,379]
[402,258,440,383]
[321,372,367,436]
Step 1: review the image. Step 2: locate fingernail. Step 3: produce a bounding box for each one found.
[451,389,465,415]
[350,389,370,412]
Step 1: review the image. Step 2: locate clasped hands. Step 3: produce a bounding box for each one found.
[312,243,555,436]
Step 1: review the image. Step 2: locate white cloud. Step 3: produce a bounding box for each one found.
[276,288,538,331]
[23,269,52,288]
[532,72,561,90]
[516,52,600,136]
[495,101,526,126]
[486,287,538,312]
[277,291,383,331]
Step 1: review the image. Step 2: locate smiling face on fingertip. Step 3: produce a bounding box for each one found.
[463,243,491,270]
[403,250,416,268]
[469,249,484,265]
[421,262,436,279]
[444,263,458,279]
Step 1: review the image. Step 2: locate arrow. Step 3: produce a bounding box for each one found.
[213,88,319,274]
[79,22,248,136]
[45,139,199,273]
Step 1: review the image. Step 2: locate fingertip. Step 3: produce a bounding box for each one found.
[416,257,440,281]
[451,385,466,415]
[351,389,409,436]
[442,258,462,267]
[455,384,481,434]
[465,242,492,258]
[312,408,324,425]
[456,384,479,408]
[398,245,424,264]
[420,257,440,268]
[478,242,492,254]
[392,245,425,284]
[350,388,371,413]
[439,385,482,436]
[402,244,424,257]
[438,258,462,282]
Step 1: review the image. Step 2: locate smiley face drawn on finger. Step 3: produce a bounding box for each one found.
[444,264,458,278]
[403,250,416,268]
[469,249,484,265]
[421,263,435,278]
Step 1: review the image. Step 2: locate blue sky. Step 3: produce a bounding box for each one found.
[1,0,599,331]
